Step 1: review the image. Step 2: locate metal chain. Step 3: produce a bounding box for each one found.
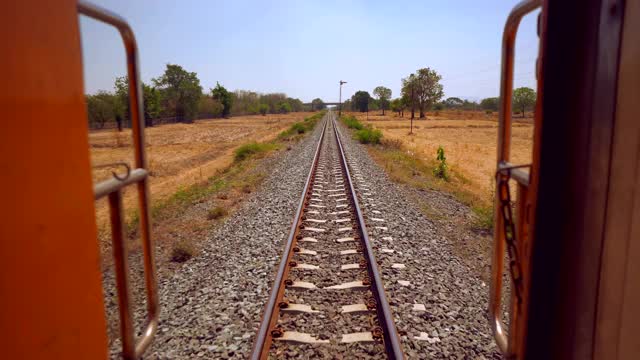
[496,165,530,304]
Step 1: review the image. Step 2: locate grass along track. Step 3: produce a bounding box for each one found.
[90,113,308,239]
[94,112,325,267]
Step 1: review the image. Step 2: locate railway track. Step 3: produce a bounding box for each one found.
[252,112,403,359]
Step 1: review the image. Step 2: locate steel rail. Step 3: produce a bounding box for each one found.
[251,117,328,360]
[332,114,404,359]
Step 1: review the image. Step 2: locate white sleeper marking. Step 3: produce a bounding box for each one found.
[301,237,317,242]
[382,236,393,241]
[298,248,317,255]
[310,198,323,202]
[414,332,441,343]
[304,227,325,233]
[336,237,354,243]
[311,192,322,197]
[340,249,358,255]
[305,219,327,223]
[310,204,326,208]
[391,263,406,269]
[281,304,321,314]
[328,194,345,197]
[338,227,352,232]
[372,210,382,214]
[326,189,343,192]
[294,263,320,270]
[329,210,350,215]
[341,264,360,270]
[381,248,394,254]
[340,304,368,314]
[290,281,317,289]
[341,332,374,343]
[276,332,329,344]
[336,204,348,208]
[397,280,410,287]
[363,193,373,196]
[371,218,385,222]
[334,218,350,223]
[412,304,426,311]
[375,226,387,231]
[325,281,367,290]
[307,210,320,215]
[335,198,348,202]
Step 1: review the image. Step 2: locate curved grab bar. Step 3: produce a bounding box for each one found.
[491,0,542,356]
[79,2,159,359]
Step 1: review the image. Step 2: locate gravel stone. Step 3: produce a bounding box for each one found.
[335,119,501,359]
[103,112,501,359]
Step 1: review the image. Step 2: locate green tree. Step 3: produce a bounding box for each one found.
[142,84,161,126]
[115,77,162,127]
[352,91,371,112]
[277,101,292,114]
[113,76,130,130]
[443,97,464,108]
[197,96,223,118]
[373,86,392,115]
[153,64,203,122]
[86,94,113,129]
[512,87,536,117]
[401,74,418,119]
[311,98,325,111]
[288,97,304,112]
[211,82,233,118]
[480,97,499,111]
[413,67,444,118]
[258,103,269,116]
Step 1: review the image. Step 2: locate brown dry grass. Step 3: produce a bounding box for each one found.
[347,110,534,208]
[89,113,306,233]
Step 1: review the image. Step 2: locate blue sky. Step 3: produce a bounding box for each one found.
[80,0,539,102]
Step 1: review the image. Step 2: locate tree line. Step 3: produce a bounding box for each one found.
[341,67,536,119]
[86,63,310,130]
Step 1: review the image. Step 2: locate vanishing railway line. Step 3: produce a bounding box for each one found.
[252,112,404,359]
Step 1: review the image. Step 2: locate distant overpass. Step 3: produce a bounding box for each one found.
[303,102,341,106]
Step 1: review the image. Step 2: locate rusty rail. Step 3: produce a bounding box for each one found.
[251,112,403,359]
[332,115,404,359]
[251,117,328,359]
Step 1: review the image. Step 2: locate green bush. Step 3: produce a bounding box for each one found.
[432,145,449,180]
[292,123,306,134]
[342,115,364,130]
[207,206,227,220]
[355,127,383,144]
[278,111,325,140]
[234,142,277,162]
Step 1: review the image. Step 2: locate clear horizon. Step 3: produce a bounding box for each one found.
[80,0,539,103]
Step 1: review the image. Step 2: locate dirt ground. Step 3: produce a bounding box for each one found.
[89,113,305,231]
[349,110,534,206]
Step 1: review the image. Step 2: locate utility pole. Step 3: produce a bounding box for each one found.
[339,80,347,117]
[410,74,415,135]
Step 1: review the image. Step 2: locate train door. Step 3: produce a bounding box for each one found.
[490,0,640,359]
[0,1,158,359]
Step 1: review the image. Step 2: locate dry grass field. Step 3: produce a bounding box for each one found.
[89,113,306,230]
[348,110,534,207]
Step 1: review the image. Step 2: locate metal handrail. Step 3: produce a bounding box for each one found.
[490,0,542,356]
[79,2,159,359]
